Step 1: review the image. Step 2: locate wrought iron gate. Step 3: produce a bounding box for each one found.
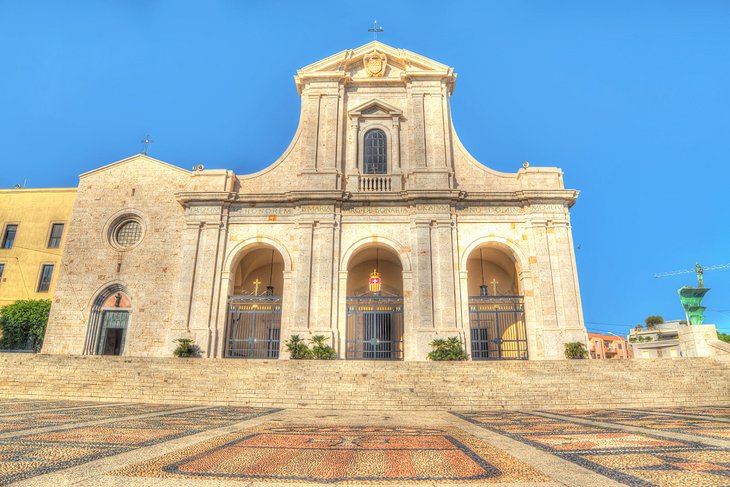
[346,296,404,360]
[225,295,282,358]
[469,296,528,360]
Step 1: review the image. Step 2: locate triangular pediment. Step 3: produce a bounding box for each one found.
[348,99,402,118]
[79,154,190,179]
[295,41,456,93]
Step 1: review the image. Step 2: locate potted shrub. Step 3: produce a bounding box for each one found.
[564,341,588,359]
[309,335,336,360]
[427,336,468,361]
[172,338,201,357]
[284,334,313,359]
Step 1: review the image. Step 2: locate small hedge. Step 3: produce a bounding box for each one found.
[284,334,336,360]
[172,338,201,357]
[564,341,588,359]
[0,299,51,352]
[427,336,468,361]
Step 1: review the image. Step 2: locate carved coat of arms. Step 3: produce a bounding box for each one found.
[363,50,387,77]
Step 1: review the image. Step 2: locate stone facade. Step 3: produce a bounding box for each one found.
[43,41,586,360]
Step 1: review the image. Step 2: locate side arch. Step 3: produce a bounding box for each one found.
[83,282,129,355]
[460,236,529,276]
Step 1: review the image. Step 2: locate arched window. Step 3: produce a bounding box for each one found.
[364,129,387,174]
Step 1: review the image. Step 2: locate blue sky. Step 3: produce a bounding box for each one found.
[1,1,728,335]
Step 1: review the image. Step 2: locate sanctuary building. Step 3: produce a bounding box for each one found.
[42,41,586,360]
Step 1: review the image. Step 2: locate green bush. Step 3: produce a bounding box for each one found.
[172,338,201,357]
[285,334,313,359]
[427,336,468,361]
[719,332,730,344]
[645,315,664,327]
[0,299,51,351]
[309,335,336,360]
[564,341,588,359]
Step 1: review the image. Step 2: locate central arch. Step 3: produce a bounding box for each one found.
[344,244,404,360]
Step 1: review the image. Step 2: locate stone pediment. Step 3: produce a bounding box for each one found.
[348,99,402,120]
[295,41,456,94]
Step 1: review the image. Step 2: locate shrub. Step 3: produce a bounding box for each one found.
[172,338,201,357]
[564,341,588,359]
[0,299,51,351]
[285,334,313,360]
[645,315,664,327]
[427,336,468,361]
[309,335,336,360]
[719,332,730,344]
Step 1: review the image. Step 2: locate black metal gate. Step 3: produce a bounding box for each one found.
[469,296,528,360]
[225,295,282,358]
[346,296,403,360]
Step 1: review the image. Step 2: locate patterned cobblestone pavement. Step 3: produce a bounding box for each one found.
[454,410,730,487]
[551,408,730,440]
[0,401,728,486]
[113,424,549,484]
[0,405,278,485]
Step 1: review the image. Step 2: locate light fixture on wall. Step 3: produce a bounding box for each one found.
[479,248,488,297]
[369,248,382,295]
[266,249,275,296]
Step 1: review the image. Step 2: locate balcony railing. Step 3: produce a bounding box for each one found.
[359,175,393,192]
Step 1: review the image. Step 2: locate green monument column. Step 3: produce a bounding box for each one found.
[678,264,710,325]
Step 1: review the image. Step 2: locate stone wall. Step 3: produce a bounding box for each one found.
[1,354,727,410]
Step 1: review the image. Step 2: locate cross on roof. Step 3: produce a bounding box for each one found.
[368,20,384,40]
[140,134,155,155]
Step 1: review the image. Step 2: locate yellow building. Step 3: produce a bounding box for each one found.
[0,188,77,308]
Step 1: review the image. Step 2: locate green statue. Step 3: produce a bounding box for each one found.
[695,263,704,288]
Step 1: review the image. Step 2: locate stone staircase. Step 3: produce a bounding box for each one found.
[1,354,728,410]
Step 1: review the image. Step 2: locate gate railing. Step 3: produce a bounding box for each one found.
[225,295,282,359]
[346,296,404,360]
[468,296,527,360]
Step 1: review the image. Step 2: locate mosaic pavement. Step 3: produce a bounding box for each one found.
[0,400,728,486]
[0,405,279,485]
[113,424,548,484]
[454,410,730,487]
[552,408,730,440]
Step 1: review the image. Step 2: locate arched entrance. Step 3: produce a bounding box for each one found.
[84,285,132,356]
[466,245,527,359]
[345,245,404,360]
[225,246,284,358]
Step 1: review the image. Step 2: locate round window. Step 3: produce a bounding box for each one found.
[113,220,143,248]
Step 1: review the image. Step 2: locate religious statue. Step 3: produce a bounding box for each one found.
[695,263,704,288]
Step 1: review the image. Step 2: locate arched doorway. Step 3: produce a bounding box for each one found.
[225,246,284,358]
[345,245,404,360]
[466,245,527,359]
[85,285,132,356]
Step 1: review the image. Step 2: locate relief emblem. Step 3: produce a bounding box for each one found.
[363,50,387,77]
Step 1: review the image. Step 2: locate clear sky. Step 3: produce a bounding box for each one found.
[1,0,728,335]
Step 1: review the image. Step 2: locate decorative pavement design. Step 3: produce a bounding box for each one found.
[0,400,104,415]
[454,410,730,487]
[0,402,182,435]
[633,406,730,420]
[0,405,278,485]
[114,424,550,484]
[554,409,730,440]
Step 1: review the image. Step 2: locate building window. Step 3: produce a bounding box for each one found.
[37,264,54,293]
[48,223,64,248]
[1,225,17,249]
[0,263,4,283]
[110,217,144,250]
[363,129,387,174]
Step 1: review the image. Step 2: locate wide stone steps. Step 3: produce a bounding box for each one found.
[0,354,728,410]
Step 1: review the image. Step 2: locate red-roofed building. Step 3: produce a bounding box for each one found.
[588,333,631,359]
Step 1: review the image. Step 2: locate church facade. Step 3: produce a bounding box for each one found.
[42,41,586,361]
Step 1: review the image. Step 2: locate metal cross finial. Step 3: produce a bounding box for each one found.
[490,278,499,296]
[368,20,384,40]
[140,134,155,155]
[253,278,262,296]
